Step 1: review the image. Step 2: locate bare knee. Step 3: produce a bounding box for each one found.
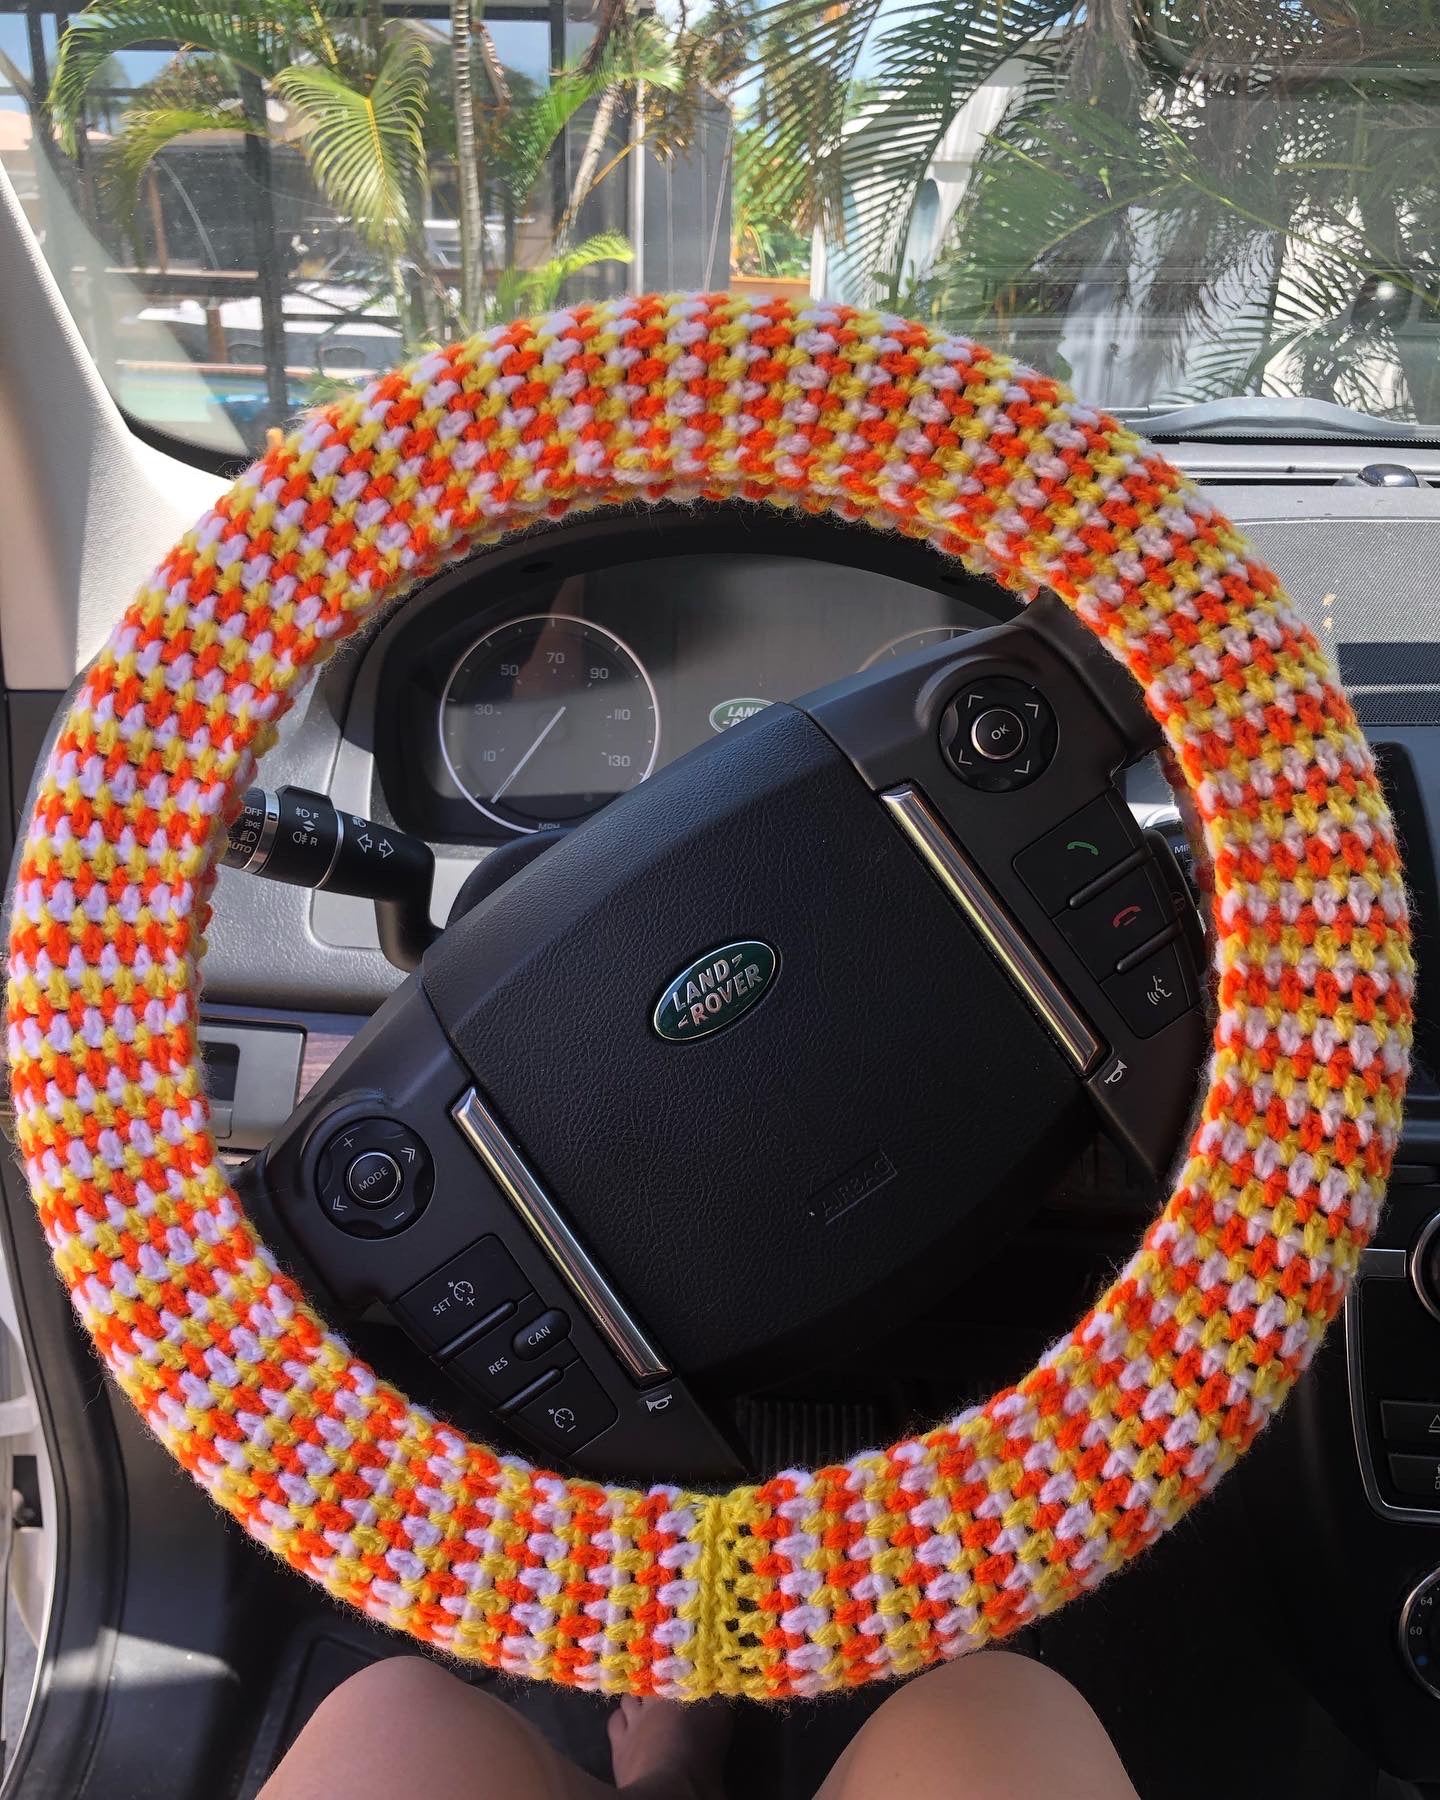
[306,1655,474,1736]
[822,1652,1136,1800]
[261,1656,532,1800]
[898,1649,1093,1720]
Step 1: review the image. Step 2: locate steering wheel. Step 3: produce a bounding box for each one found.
[6,296,1413,1700]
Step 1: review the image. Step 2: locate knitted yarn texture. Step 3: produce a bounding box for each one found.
[5,295,1413,1698]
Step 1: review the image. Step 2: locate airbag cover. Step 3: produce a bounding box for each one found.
[424,704,1080,1374]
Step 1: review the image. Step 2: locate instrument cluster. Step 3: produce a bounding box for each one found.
[382,549,996,844]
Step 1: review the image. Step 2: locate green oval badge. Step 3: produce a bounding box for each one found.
[653,940,779,1043]
[708,697,772,733]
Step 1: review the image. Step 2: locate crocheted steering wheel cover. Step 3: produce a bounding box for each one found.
[6,295,1413,1698]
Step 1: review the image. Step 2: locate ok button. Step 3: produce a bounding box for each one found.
[970,707,1027,761]
[345,1150,403,1207]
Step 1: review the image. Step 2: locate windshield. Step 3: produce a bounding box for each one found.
[3,0,1438,456]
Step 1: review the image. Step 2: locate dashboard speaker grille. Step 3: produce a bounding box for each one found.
[1246,517,1440,725]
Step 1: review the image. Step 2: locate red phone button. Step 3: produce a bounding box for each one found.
[1056,863,1170,977]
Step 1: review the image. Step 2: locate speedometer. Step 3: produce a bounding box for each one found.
[439,614,660,834]
[861,625,971,668]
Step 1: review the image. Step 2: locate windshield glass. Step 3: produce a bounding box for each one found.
[3,0,1438,456]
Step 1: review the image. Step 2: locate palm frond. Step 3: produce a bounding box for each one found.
[591,14,684,94]
[922,6,1440,411]
[852,0,1440,419]
[497,230,633,314]
[49,0,343,149]
[105,100,254,224]
[922,87,1162,346]
[498,73,602,201]
[736,0,888,234]
[273,32,430,258]
[500,23,681,215]
[744,0,1072,289]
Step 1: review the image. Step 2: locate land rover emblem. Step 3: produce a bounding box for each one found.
[708,697,772,732]
[653,941,778,1042]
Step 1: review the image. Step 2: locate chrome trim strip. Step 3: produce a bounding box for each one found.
[1364,1246,1410,1282]
[241,790,280,874]
[880,784,1104,1075]
[451,1087,669,1382]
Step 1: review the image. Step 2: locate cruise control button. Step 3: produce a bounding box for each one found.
[969,707,1026,761]
[1057,863,1169,977]
[392,1236,528,1354]
[1102,940,1192,1038]
[514,1307,571,1361]
[515,1360,617,1455]
[1014,798,1142,915]
[346,1150,402,1207]
[453,1303,577,1406]
[1382,1401,1440,1448]
[1389,1453,1440,1501]
[452,1310,542,1406]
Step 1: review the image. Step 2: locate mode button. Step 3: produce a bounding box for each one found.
[346,1150,402,1207]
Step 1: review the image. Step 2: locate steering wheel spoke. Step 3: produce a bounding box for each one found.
[804,589,1210,1174]
[246,977,743,1482]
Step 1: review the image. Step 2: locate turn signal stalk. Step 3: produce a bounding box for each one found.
[222,786,436,971]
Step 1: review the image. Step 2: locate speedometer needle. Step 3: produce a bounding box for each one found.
[489,706,567,805]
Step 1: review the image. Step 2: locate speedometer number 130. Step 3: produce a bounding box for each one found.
[439,614,660,834]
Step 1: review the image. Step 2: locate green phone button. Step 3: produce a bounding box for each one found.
[1014,797,1141,915]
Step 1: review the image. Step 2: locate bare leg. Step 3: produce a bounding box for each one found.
[259,1657,735,1800]
[817,1653,1138,1800]
[258,1658,613,1800]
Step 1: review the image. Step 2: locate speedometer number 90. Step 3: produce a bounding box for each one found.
[439,614,660,834]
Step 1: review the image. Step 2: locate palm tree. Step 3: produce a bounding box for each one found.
[448,0,489,328]
[50,0,432,344]
[929,5,1440,419]
[455,22,681,315]
[740,0,1070,281]
[47,0,703,397]
[745,0,1440,421]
